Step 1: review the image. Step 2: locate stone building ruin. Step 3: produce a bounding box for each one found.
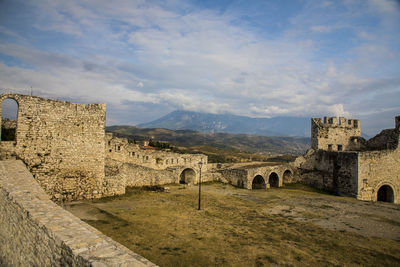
[0,93,210,200]
[0,92,399,265]
[1,93,397,204]
[311,116,361,151]
[106,133,207,172]
[0,93,106,201]
[216,164,295,190]
[296,116,400,204]
[104,133,210,195]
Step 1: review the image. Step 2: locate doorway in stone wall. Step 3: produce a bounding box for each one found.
[179,168,195,184]
[252,175,266,189]
[283,170,292,184]
[1,98,18,141]
[269,172,279,188]
[377,185,394,203]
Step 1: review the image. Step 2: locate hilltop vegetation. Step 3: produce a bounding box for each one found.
[106,126,309,162]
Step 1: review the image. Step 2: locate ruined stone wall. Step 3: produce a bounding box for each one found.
[366,117,399,150]
[311,116,361,151]
[104,134,211,193]
[355,116,400,202]
[105,158,177,195]
[366,129,398,150]
[104,158,213,195]
[218,164,294,189]
[0,160,156,266]
[297,115,400,202]
[294,149,323,188]
[247,166,294,189]
[219,169,249,187]
[319,151,358,196]
[202,171,225,183]
[296,149,359,196]
[106,133,208,171]
[0,93,105,201]
[357,148,400,203]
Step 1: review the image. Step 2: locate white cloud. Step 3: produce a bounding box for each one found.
[367,0,400,15]
[328,104,351,117]
[311,25,334,33]
[0,0,398,134]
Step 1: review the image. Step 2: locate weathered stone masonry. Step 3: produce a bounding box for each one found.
[0,93,106,201]
[311,116,361,151]
[106,133,208,171]
[104,133,210,195]
[0,160,157,266]
[298,115,400,204]
[218,164,295,190]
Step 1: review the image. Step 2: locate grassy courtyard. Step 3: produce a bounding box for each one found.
[65,183,400,267]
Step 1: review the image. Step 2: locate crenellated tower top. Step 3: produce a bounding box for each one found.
[311,116,361,151]
[313,116,361,129]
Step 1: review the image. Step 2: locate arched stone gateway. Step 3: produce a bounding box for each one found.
[252,175,266,189]
[377,185,394,203]
[282,170,292,184]
[269,172,279,188]
[179,168,196,184]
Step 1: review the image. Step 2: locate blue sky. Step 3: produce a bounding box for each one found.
[0,0,399,136]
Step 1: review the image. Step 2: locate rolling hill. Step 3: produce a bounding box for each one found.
[106,126,310,156]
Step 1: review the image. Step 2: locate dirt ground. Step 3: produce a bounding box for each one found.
[64,183,400,266]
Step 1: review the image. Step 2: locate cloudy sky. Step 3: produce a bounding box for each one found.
[0,0,399,136]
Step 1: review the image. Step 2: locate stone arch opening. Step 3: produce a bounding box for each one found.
[179,168,196,184]
[1,98,18,141]
[377,185,394,203]
[252,175,266,189]
[269,172,279,188]
[282,170,292,184]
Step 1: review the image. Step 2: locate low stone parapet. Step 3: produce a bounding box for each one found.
[0,160,157,266]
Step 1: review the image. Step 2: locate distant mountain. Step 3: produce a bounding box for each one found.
[137,110,310,137]
[106,126,310,155]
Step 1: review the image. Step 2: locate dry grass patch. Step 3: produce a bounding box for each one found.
[65,183,400,267]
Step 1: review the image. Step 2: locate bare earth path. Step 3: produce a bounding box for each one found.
[64,183,400,267]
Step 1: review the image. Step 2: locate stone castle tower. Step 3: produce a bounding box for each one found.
[311,116,361,151]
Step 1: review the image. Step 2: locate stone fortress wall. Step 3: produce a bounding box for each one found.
[1,93,396,204]
[1,92,399,265]
[298,115,400,203]
[357,144,400,202]
[0,93,106,201]
[217,164,296,190]
[103,133,211,195]
[0,160,157,266]
[106,133,208,171]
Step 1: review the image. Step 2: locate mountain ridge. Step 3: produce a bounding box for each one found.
[137,110,310,137]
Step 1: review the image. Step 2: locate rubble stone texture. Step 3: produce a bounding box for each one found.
[218,165,295,189]
[104,134,210,195]
[311,116,361,151]
[0,160,157,267]
[298,115,400,203]
[106,133,208,171]
[0,93,106,201]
